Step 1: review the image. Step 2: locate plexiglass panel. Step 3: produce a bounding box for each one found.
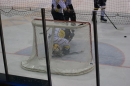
[98,23,130,86]
[0,42,6,81]
[1,15,48,85]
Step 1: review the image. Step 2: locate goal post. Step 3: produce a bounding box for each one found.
[21,19,94,76]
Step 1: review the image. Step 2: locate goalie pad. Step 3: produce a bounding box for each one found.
[62,45,70,55]
[53,43,70,57]
[52,37,70,56]
[53,43,63,57]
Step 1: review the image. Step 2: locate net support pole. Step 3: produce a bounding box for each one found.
[0,12,9,81]
[92,11,100,86]
[41,8,52,86]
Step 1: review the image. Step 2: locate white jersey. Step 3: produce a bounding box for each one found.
[52,0,66,13]
[50,28,70,48]
[54,28,70,48]
[64,0,72,6]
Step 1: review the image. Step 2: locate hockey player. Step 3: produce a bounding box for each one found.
[49,28,74,57]
[63,0,76,21]
[94,0,107,22]
[51,0,67,20]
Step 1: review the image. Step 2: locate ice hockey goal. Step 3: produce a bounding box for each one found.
[21,19,94,76]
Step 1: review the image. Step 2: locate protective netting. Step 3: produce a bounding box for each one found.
[21,19,94,75]
[0,0,130,24]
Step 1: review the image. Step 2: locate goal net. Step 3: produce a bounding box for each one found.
[1,0,130,24]
[21,19,94,76]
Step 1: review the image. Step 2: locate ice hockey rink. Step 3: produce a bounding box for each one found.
[0,0,130,86]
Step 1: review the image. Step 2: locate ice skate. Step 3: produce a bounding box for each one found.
[100,16,107,23]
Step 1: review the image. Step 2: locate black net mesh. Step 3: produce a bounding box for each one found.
[0,0,130,24]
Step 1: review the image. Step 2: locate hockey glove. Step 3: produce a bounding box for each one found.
[55,8,60,12]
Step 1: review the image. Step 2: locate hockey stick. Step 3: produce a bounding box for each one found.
[52,50,84,57]
[104,12,118,29]
[68,50,84,55]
